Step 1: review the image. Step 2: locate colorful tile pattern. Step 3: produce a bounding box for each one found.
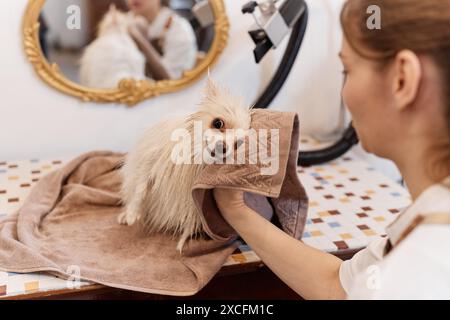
[0,138,411,298]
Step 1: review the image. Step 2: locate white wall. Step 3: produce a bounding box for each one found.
[0,0,400,180]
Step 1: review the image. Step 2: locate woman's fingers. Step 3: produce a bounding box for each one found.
[213,188,246,217]
[127,25,140,39]
[128,26,147,49]
[133,16,149,34]
[213,188,244,203]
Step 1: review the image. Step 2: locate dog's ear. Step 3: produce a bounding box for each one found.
[204,76,220,100]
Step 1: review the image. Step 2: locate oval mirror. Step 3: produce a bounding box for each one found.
[23,0,229,106]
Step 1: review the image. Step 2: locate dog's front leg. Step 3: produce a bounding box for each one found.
[118,182,147,225]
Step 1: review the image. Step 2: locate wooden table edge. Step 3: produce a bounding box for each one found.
[0,248,362,300]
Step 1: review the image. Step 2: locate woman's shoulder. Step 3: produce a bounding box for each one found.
[378,223,450,297]
[345,179,450,298]
[166,9,196,37]
[415,178,450,211]
[395,220,450,256]
[346,223,450,299]
[373,181,450,298]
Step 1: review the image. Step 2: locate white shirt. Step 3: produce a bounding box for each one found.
[339,177,450,299]
[146,7,198,79]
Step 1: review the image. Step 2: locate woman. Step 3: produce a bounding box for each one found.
[214,0,450,299]
[126,0,198,80]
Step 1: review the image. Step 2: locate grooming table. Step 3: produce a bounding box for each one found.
[0,138,411,299]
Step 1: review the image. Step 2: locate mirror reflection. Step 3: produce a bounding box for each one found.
[39,0,216,89]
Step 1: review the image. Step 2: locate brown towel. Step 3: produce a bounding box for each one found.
[0,110,308,296]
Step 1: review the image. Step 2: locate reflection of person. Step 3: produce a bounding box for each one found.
[38,14,49,58]
[214,0,450,299]
[79,5,146,89]
[126,0,198,80]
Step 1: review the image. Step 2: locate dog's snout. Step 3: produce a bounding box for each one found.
[210,140,227,158]
[235,139,244,150]
[210,137,246,160]
[217,141,227,154]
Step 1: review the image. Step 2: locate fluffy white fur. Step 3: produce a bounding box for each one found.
[79,6,146,89]
[119,79,252,251]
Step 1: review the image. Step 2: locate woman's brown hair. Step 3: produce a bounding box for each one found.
[340,0,450,179]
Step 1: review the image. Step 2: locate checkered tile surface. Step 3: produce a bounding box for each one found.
[0,140,411,297]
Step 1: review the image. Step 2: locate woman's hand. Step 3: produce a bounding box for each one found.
[214,187,346,300]
[132,15,149,35]
[213,188,246,220]
[126,21,171,81]
[127,24,149,51]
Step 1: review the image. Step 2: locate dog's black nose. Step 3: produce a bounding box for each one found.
[234,139,244,150]
[217,141,227,155]
[211,141,227,158]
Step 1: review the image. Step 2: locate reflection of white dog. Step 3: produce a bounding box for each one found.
[119,79,251,252]
[79,5,146,89]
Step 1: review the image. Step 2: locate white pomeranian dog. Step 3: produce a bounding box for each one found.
[119,79,252,251]
[79,5,146,89]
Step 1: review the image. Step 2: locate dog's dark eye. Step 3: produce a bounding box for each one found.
[212,118,225,129]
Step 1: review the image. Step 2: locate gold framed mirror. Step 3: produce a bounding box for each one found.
[23,0,229,106]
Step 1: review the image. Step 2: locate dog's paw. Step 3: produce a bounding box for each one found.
[118,210,140,225]
[117,211,129,225]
